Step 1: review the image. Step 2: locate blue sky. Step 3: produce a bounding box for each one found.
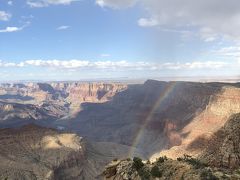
[0,0,239,81]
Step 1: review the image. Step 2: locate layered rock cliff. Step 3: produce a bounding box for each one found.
[65,80,240,160]
[155,85,240,160]
[0,82,126,127]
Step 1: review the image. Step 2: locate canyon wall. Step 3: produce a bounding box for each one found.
[63,80,240,160]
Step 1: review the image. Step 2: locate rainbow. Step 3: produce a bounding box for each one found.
[128,81,177,158]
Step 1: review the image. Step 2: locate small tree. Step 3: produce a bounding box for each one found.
[151,165,162,177]
[139,168,151,180]
[133,157,144,170]
[157,156,168,164]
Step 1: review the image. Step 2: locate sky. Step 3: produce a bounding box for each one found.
[0,0,240,81]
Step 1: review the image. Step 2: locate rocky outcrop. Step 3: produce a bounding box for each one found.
[0,124,144,180]
[0,101,68,128]
[201,113,240,169]
[0,124,85,180]
[102,157,224,180]
[103,160,141,180]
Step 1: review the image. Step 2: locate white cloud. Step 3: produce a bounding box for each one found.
[96,0,137,9]
[0,26,23,33]
[213,46,240,56]
[96,0,240,41]
[24,60,90,68]
[163,61,228,70]
[138,17,159,27]
[57,25,70,30]
[0,59,230,70]
[27,0,80,7]
[0,11,11,21]
[7,1,13,5]
[0,61,24,67]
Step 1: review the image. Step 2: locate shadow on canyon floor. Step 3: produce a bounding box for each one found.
[61,80,236,159]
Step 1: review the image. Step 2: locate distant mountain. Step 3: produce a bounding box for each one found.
[0,82,126,127]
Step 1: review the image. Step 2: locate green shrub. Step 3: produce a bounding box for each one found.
[200,169,218,180]
[157,156,168,164]
[178,154,207,169]
[151,165,162,177]
[138,168,151,180]
[133,157,144,170]
[177,157,183,161]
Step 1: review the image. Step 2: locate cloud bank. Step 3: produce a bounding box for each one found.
[0,59,230,70]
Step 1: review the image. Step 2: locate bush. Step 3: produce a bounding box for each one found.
[133,157,144,170]
[177,157,183,161]
[178,154,206,169]
[138,168,151,180]
[157,156,168,164]
[151,165,162,177]
[200,169,218,180]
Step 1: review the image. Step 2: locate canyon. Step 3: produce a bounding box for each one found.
[0,80,239,179]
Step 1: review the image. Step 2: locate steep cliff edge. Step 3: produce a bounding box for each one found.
[201,113,240,169]
[154,86,240,160]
